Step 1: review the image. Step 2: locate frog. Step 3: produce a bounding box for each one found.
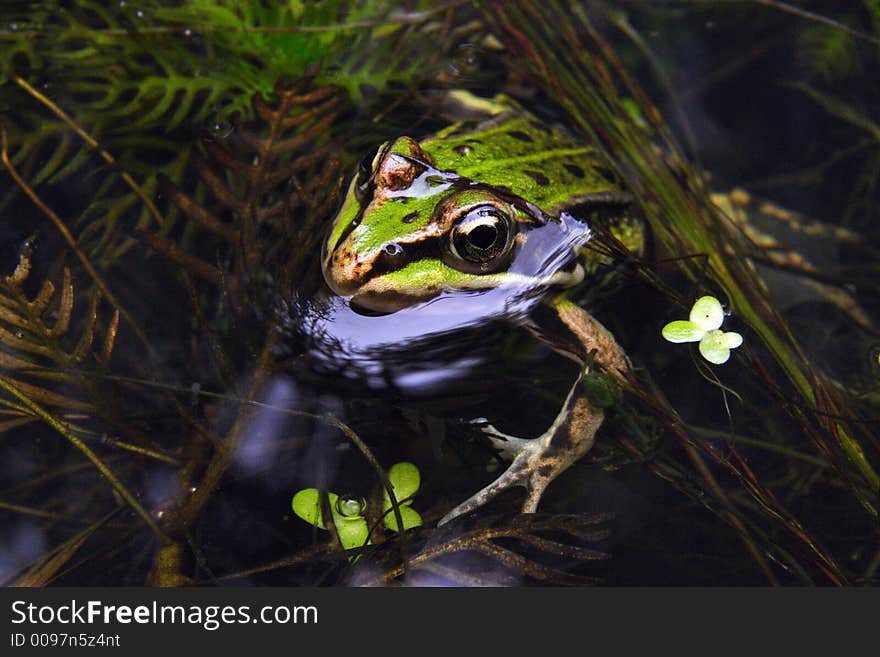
[318,91,645,525]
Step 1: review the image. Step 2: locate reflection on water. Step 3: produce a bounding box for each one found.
[0,522,46,583]
[300,209,593,395]
[235,378,298,475]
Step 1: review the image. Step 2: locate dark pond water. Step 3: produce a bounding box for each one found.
[0,1,877,587]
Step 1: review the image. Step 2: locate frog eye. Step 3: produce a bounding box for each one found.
[446,205,515,273]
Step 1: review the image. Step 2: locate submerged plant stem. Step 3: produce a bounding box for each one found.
[0,373,167,542]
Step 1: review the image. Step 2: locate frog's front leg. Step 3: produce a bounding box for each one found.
[439,299,630,525]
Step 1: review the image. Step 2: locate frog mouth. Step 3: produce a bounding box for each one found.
[348,290,426,316]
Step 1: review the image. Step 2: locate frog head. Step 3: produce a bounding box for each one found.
[322,122,602,315]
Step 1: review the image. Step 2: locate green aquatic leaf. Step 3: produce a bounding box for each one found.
[386,461,421,502]
[661,320,704,343]
[383,506,422,533]
[663,297,742,364]
[291,488,370,549]
[698,330,731,365]
[334,517,370,550]
[689,296,725,331]
[382,462,422,531]
[291,488,335,526]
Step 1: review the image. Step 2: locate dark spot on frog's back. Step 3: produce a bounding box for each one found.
[564,163,585,179]
[507,130,534,142]
[401,211,418,224]
[523,170,550,186]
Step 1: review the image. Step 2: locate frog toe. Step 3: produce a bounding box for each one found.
[438,445,541,525]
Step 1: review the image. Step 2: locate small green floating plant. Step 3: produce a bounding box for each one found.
[662,296,743,365]
[291,462,422,552]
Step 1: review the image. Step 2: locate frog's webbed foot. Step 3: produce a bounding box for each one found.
[439,370,605,525]
[438,302,629,526]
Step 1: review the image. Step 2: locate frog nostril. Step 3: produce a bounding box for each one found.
[383,242,404,256]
